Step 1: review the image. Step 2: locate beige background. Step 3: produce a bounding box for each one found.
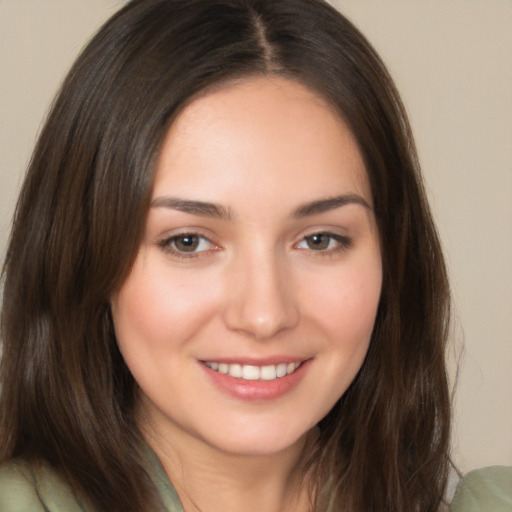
[1,0,511,474]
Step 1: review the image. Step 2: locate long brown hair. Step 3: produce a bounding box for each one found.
[0,1,452,510]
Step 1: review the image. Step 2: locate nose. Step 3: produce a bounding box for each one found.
[222,252,300,340]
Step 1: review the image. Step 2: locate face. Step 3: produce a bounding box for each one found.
[112,76,382,458]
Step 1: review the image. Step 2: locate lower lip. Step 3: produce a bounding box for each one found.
[200,360,311,401]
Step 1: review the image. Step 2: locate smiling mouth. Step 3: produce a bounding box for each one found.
[203,361,302,381]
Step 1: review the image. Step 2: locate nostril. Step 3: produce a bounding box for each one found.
[224,302,300,340]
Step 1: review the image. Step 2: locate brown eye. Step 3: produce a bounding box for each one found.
[174,234,200,252]
[158,233,214,256]
[296,232,352,253]
[306,234,330,250]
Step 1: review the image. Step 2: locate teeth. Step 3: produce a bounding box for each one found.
[276,363,287,378]
[204,361,301,381]
[260,365,276,380]
[242,365,260,380]
[229,364,242,378]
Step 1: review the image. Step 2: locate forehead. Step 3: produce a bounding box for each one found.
[153,76,371,205]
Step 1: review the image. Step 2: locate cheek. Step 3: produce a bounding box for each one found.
[306,259,382,345]
[111,257,220,361]
[314,263,382,400]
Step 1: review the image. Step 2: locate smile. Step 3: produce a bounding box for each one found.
[203,361,302,381]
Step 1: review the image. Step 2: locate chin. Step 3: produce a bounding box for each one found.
[198,422,317,459]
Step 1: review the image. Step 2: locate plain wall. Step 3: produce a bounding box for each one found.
[1,0,511,474]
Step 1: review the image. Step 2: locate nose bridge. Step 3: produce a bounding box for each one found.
[223,243,299,339]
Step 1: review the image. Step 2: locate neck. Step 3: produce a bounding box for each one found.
[142,421,316,512]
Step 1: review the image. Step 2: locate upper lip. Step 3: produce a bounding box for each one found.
[199,356,311,366]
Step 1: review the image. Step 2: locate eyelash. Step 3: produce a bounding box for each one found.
[157,231,352,260]
[295,232,352,256]
[157,233,216,259]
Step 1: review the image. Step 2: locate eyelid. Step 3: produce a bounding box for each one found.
[155,227,352,260]
[294,230,352,254]
[157,231,219,259]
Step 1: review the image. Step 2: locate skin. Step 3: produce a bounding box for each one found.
[112,76,382,512]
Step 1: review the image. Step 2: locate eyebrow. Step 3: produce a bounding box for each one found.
[292,194,371,217]
[150,193,370,220]
[150,197,233,220]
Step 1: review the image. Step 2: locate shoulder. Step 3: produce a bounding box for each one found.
[0,461,45,512]
[0,460,87,512]
[450,466,512,512]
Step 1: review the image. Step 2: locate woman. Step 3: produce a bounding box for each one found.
[0,0,452,511]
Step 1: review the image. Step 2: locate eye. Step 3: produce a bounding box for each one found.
[296,232,351,253]
[158,233,215,256]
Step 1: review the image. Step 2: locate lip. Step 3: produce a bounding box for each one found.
[199,357,312,401]
[200,356,306,366]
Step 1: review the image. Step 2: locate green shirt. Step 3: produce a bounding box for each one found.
[450,466,512,512]
[0,448,184,512]
[2,454,511,511]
